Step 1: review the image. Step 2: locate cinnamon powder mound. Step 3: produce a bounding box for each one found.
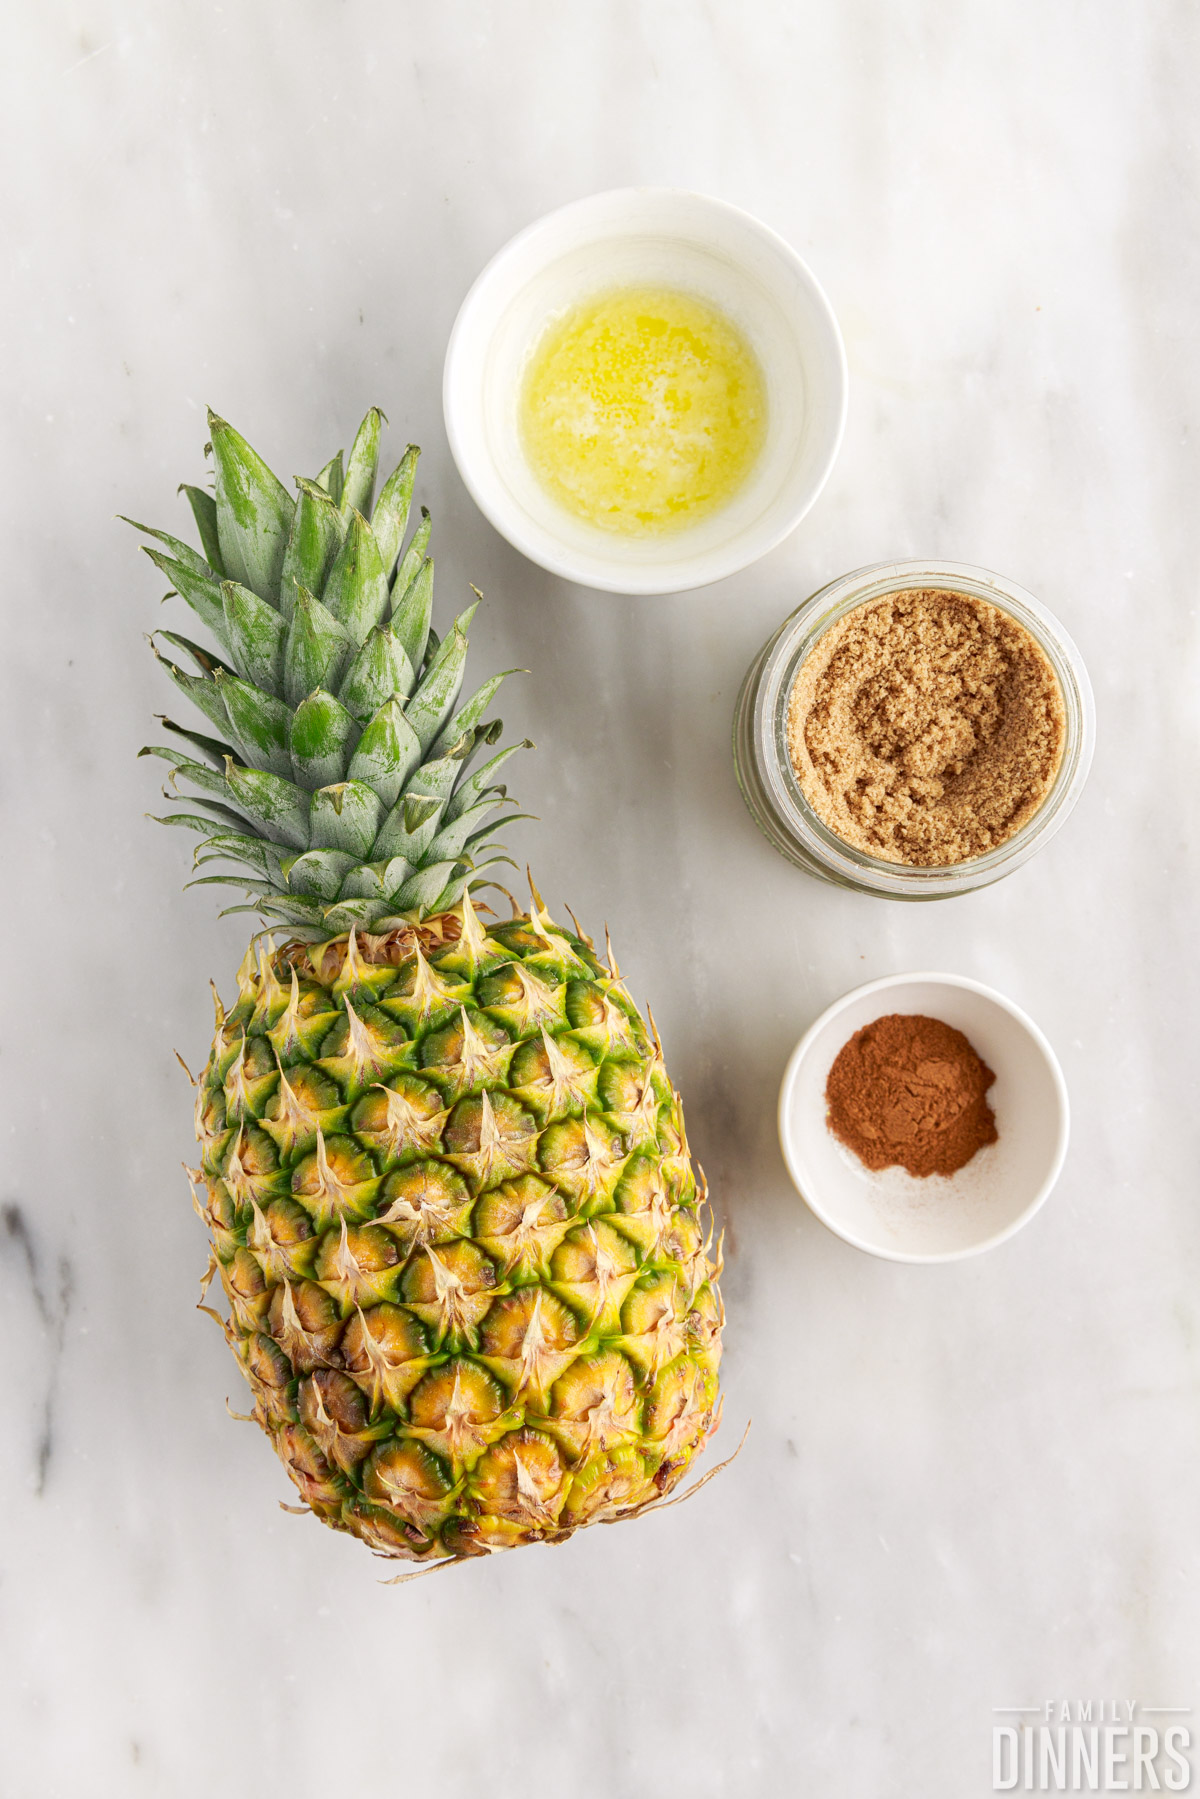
[825,1013,998,1178]
[786,588,1065,866]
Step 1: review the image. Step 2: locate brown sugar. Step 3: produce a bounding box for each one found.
[786,588,1065,866]
[825,1013,998,1178]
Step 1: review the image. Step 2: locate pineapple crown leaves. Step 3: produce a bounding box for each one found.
[132,409,531,934]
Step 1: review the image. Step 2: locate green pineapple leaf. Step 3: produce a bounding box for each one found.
[208,410,294,601]
[443,741,532,823]
[432,670,522,756]
[425,798,513,864]
[391,555,434,672]
[345,697,422,810]
[322,508,390,646]
[150,790,252,834]
[222,581,287,690]
[156,714,239,769]
[153,630,237,681]
[371,444,418,575]
[314,449,344,504]
[177,485,224,575]
[193,832,285,878]
[148,811,223,833]
[393,507,431,605]
[140,547,229,647]
[149,645,238,739]
[140,746,234,805]
[213,670,293,778]
[403,606,476,753]
[122,519,218,583]
[223,758,311,849]
[281,848,359,899]
[289,690,359,789]
[282,586,353,708]
[280,480,344,623]
[391,859,464,913]
[341,407,385,518]
[336,624,416,722]
[308,781,384,856]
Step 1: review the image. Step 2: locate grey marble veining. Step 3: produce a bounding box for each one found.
[2,4,1198,1795]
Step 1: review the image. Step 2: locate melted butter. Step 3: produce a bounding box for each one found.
[519,285,768,536]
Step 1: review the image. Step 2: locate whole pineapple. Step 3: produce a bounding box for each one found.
[134,410,723,1566]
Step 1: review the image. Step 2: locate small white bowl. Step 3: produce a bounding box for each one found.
[778,974,1069,1263]
[443,188,848,595]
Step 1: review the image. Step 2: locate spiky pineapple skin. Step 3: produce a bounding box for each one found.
[192,898,723,1565]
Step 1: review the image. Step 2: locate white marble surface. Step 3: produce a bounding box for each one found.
[2,5,1198,1795]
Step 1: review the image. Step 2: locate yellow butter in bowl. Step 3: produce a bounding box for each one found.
[519,285,767,537]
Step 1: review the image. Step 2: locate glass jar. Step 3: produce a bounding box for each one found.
[732,560,1095,900]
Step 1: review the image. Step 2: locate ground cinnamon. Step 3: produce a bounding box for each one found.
[825,1013,998,1177]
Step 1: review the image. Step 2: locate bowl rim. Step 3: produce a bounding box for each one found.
[442,186,849,595]
[777,970,1070,1263]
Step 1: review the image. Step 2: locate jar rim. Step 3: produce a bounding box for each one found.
[743,559,1095,898]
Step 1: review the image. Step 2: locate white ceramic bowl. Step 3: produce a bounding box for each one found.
[443,188,848,595]
[778,973,1069,1263]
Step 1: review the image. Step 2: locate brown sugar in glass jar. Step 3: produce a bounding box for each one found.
[733,561,1095,900]
[787,586,1065,867]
